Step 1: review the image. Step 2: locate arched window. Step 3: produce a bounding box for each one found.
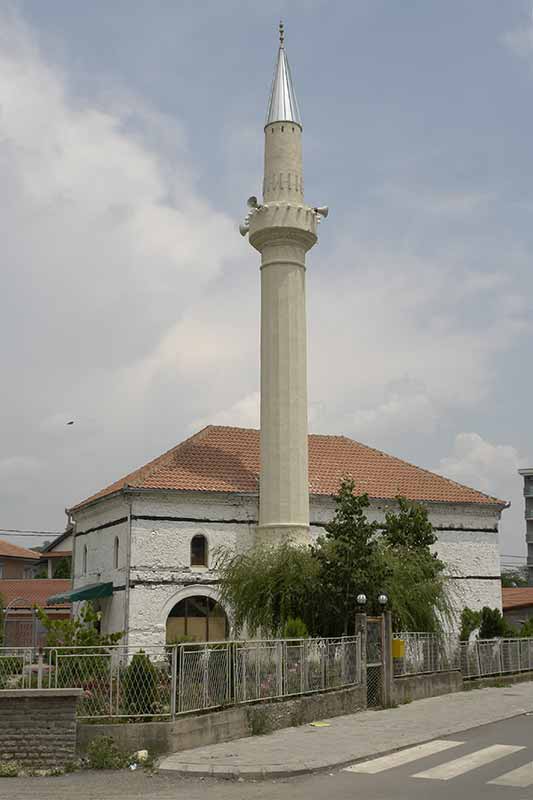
[190,535,207,567]
[113,536,119,569]
[82,545,88,576]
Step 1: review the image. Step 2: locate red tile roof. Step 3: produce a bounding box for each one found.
[71,426,506,512]
[0,579,71,610]
[0,539,40,561]
[502,587,533,611]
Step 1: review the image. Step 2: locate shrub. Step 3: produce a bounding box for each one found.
[281,617,308,639]
[121,652,158,717]
[460,608,481,642]
[86,736,129,770]
[479,607,516,639]
[0,761,20,777]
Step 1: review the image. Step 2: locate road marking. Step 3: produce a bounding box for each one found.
[488,763,533,788]
[413,744,525,780]
[343,740,464,774]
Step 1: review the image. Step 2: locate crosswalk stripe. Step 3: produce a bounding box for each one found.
[413,744,525,781]
[488,763,533,788]
[343,740,464,774]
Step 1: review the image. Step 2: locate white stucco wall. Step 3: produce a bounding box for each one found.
[72,495,130,637]
[71,488,503,648]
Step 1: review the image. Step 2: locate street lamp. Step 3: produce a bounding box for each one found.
[377,593,388,607]
[356,593,367,607]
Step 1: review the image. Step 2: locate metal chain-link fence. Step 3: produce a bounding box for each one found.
[0,635,361,720]
[460,637,533,678]
[393,632,460,677]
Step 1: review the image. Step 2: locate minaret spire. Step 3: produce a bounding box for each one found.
[265,22,302,129]
[240,27,327,546]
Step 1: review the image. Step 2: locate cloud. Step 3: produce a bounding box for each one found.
[0,11,243,521]
[191,392,260,432]
[348,387,438,440]
[306,234,527,442]
[436,433,529,556]
[503,14,533,60]
[0,456,41,496]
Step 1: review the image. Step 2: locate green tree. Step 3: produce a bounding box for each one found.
[311,483,386,634]
[216,542,320,636]
[217,481,451,637]
[383,497,436,550]
[52,557,71,579]
[501,567,528,588]
[36,602,122,649]
[478,607,516,639]
[381,497,451,633]
[459,607,481,641]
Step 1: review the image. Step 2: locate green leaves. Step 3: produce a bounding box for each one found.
[217,480,452,637]
[36,602,123,648]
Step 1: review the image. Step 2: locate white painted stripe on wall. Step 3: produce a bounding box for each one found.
[413,744,525,781]
[343,740,464,774]
[488,762,533,788]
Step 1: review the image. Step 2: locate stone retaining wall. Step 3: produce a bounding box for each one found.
[0,689,83,769]
[78,685,366,756]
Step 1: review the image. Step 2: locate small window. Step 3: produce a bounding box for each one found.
[83,545,88,576]
[113,536,119,569]
[0,562,3,578]
[190,535,208,567]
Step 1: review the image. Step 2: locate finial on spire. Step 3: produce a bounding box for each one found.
[266,20,301,128]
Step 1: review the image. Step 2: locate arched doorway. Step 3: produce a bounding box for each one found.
[166,595,228,643]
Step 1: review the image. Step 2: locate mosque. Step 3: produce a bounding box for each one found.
[56,27,506,647]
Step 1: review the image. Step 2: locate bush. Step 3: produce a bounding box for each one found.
[0,761,19,777]
[86,736,129,770]
[460,608,481,642]
[479,607,515,639]
[281,617,308,639]
[0,656,24,690]
[121,652,158,717]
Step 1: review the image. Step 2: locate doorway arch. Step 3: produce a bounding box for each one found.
[166,593,228,643]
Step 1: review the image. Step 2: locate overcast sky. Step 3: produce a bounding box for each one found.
[1,1,531,562]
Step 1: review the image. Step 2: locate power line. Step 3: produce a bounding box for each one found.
[0,528,63,537]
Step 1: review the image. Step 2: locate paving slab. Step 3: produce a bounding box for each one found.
[159,682,533,778]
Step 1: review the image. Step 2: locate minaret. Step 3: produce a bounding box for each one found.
[240,24,326,545]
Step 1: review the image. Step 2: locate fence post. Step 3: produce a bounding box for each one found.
[382,611,394,707]
[354,613,367,696]
[37,647,43,690]
[170,645,177,720]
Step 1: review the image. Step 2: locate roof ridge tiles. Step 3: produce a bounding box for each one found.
[69,425,507,513]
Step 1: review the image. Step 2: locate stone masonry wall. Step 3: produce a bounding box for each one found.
[0,690,82,769]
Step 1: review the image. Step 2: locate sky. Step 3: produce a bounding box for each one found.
[0,1,531,563]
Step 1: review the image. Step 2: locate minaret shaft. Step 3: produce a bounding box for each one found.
[247,29,318,546]
[258,237,309,543]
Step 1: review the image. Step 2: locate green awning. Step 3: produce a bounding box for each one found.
[47,582,114,605]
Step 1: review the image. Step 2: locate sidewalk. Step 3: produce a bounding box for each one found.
[159,682,533,778]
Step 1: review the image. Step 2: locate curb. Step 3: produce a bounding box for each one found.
[159,706,533,780]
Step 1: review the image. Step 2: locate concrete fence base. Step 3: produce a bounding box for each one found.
[393,670,463,705]
[77,684,366,756]
[0,689,83,769]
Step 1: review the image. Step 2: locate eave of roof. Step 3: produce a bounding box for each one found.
[69,425,508,514]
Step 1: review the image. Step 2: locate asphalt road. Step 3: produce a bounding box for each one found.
[2,713,532,800]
